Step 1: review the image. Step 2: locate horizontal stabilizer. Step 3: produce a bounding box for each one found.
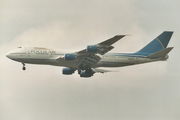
[147,47,173,58]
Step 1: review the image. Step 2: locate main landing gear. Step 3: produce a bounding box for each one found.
[78,69,82,74]
[22,63,26,71]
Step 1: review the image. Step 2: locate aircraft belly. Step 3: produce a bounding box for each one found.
[96,62,132,67]
[15,58,50,64]
[47,59,80,68]
[96,57,133,67]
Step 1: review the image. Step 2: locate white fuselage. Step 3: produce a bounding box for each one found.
[6,46,168,69]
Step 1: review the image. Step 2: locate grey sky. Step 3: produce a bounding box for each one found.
[1,0,180,120]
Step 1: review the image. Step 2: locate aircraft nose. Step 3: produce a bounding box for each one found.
[6,52,11,58]
[6,52,13,59]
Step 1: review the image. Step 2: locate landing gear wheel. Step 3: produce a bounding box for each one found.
[22,66,26,70]
[78,70,82,74]
[22,63,26,71]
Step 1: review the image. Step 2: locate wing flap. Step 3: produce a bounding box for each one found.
[91,68,112,73]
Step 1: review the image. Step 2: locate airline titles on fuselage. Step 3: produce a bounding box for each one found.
[31,50,56,54]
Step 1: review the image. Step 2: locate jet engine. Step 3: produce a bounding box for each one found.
[80,70,93,77]
[86,45,98,52]
[62,68,75,75]
[64,54,76,60]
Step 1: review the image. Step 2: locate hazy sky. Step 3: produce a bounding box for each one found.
[1,0,180,120]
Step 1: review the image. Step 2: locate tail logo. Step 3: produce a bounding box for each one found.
[156,37,165,49]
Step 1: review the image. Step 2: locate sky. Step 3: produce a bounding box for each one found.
[0,0,180,120]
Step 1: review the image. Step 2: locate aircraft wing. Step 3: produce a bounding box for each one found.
[75,35,125,68]
[56,35,125,70]
[77,35,125,55]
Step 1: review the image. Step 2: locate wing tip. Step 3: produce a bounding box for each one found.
[114,35,126,37]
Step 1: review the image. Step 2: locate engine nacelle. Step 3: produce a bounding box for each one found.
[86,45,98,52]
[64,54,76,60]
[80,71,93,77]
[62,68,74,75]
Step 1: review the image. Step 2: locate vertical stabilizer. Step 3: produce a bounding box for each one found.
[138,31,173,53]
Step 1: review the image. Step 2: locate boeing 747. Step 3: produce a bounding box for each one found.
[6,31,173,77]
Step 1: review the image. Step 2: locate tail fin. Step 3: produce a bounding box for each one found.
[138,31,173,53]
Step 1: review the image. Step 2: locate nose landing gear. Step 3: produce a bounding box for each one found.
[22,63,26,70]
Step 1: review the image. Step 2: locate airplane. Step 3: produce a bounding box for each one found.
[6,31,173,77]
